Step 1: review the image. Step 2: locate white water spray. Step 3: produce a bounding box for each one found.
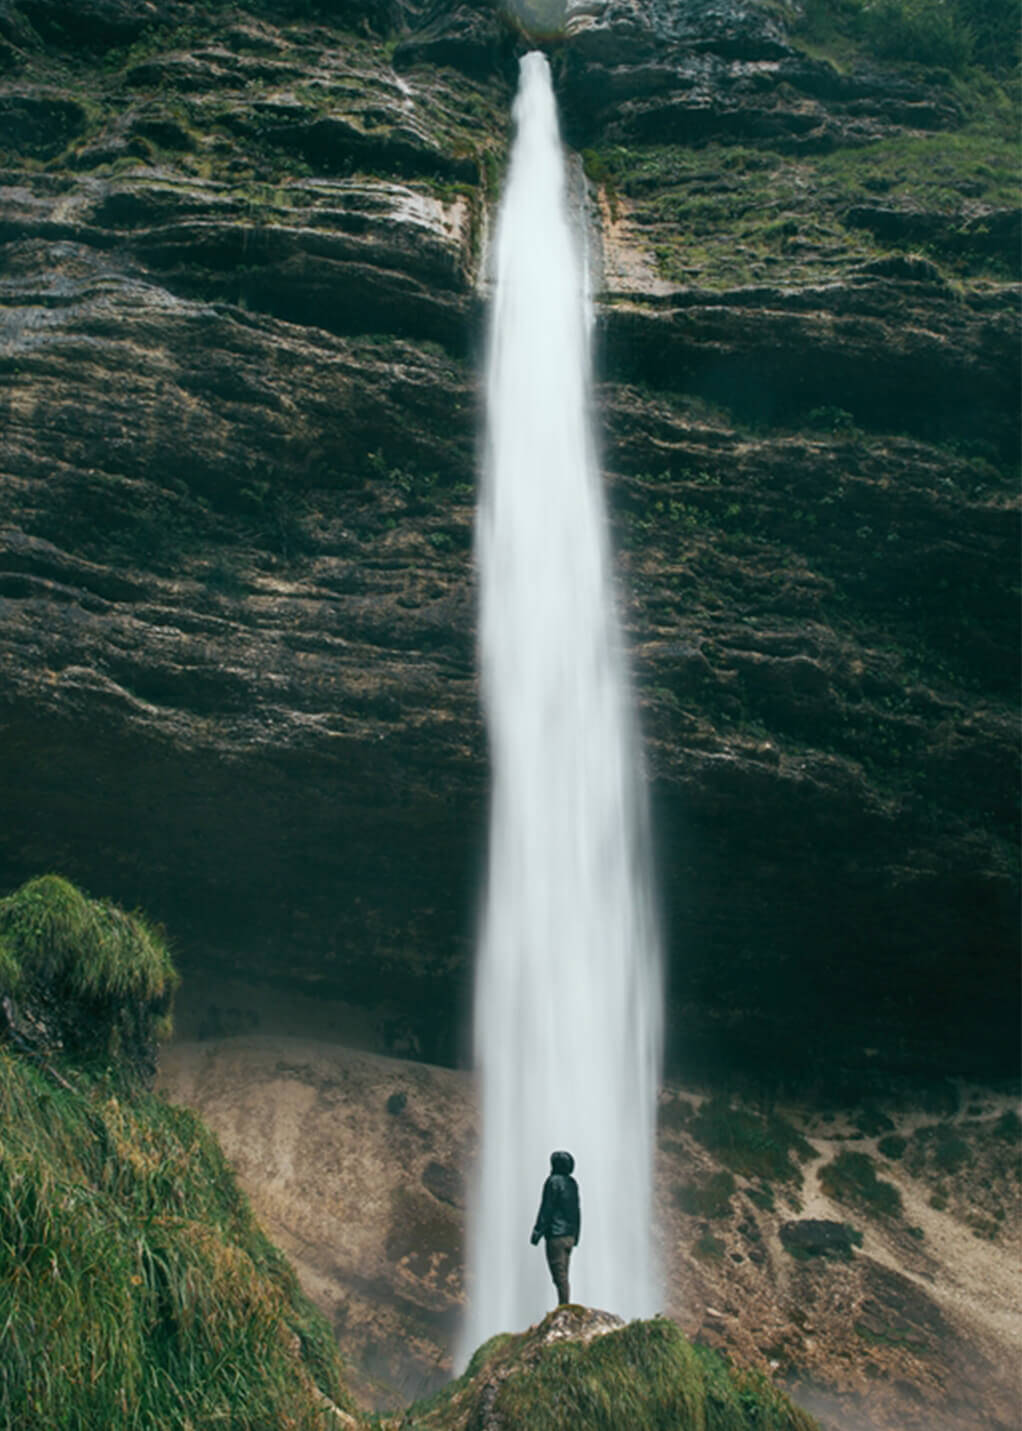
[461,52,662,1359]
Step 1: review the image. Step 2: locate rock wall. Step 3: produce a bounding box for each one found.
[1,0,1018,1080]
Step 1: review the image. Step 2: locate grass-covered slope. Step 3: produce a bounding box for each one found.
[401,1306,820,1431]
[0,877,355,1431]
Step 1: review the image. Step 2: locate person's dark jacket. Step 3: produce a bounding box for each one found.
[530,1150,581,1245]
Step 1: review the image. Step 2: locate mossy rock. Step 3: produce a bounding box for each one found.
[402,1305,819,1430]
[0,875,179,1083]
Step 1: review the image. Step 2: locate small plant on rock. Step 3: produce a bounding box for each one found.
[819,1151,902,1218]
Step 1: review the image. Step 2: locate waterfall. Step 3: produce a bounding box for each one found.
[460,52,662,1360]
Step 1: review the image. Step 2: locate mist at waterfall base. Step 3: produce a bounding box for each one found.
[460,53,663,1363]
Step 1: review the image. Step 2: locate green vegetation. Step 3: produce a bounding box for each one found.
[877,1134,908,1160]
[404,1311,820,1430]
[0,1053,352,1429]
[792,0,1019,74]
[0,1052,350,1429]
[853,1105,895,1136]
[819,1151,903,1217]
[0,876,178,1070]
[0,875,174,1008]
[676,1170,737,1219]
[583,117,1019,289]
[910,1122,973,1172]
[780,1220,862,1260]
[693,1231,727,1261]
[690,1098,812,1182]
[3,9,507,203]
[0,875,355,1426]
[748,1182,776,1212]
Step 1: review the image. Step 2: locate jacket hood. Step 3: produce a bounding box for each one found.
[550,1150,574,1175]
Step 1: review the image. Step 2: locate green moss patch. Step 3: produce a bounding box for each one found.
[877,1134,908,1160]
[690,1098,812,1182]
[779,1218,862,1260]
[404,1311,819,1430]
[907,1121,973,1174]
[693,1231,727,1262]
[854,1105,895,1136]
[819,1150,903,1218]
[0,876,179,1075]
[676,1170,737,1219]
[587,104,1019,288]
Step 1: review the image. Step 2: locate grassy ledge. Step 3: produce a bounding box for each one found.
[0,875,354,1430]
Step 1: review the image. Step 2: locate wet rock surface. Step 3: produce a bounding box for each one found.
[558,0,959,150]
[0,0,1019,1081]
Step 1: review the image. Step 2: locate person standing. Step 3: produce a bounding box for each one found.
[530,1150,581,1304]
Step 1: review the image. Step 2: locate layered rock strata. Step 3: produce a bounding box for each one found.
[1,0,1018,1078]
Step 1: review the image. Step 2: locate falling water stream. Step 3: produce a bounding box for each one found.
[461,52,662,1360]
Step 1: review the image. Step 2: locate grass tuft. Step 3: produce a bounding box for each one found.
[877,1133,907,1160]
[0,876,180,1077]
[0,875,177,1007]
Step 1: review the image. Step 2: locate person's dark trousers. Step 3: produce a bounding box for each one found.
[545,1234,575,1303]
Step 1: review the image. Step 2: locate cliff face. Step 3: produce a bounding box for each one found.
[1,0,1018,1080]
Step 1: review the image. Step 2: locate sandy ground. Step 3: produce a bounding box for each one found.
[158,1035,1021,1428]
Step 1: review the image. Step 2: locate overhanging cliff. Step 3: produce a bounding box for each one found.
[1,0,1018,1080]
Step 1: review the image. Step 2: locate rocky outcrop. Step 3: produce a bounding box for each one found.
[0,0,1018,1080]
[392,1301,817,1431]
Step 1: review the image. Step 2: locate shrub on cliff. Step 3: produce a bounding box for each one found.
[689,1098,812,1182]
[0,1047,354,1430]
[796,0,1020,73]
[819,1150,903,1217]
[0,875,178,1083]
